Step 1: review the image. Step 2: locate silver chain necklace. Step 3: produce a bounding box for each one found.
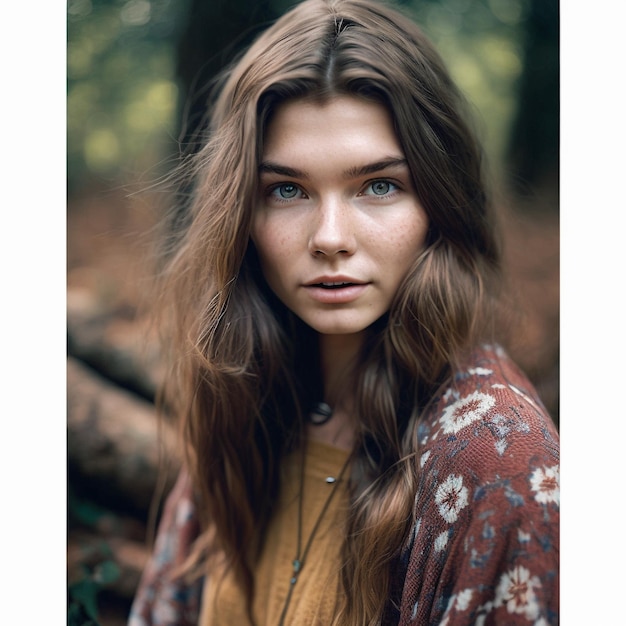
[276,441,351,626]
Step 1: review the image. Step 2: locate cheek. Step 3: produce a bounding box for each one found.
[251,217,273,259]
[407,210,429,248]
[254,211,303,251]
[379,217,429,267]
[251,219,294,274]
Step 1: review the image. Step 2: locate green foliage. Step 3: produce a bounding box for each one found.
[68,487,111,528]
[403,0,530,179]
[69,499,104,528]
[68,575,101,625]
[68,487,122,625]
[67,0,189,191]
[68,558,121,626]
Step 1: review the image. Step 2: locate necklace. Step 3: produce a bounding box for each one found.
[277,441,351,626]
[308,401,334,425]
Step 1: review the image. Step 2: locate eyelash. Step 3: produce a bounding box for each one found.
[266,179,401,203]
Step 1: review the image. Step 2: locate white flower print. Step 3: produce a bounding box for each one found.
[509,382,545,415]
[494,565,541,620]
[440,391,495,434]
[435,474,469,523]
[157,600,179,624]
[475,601,494,626]
[530,465,560,505]
[455,588,473,611]
[420,450,431,468]
[175,499,194,526]
[468,367,492,376]
[408,517,422,547]
[434,530,449,552]
[495,439,508,456]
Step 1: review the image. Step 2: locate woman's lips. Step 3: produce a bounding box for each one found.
[303,282,369,304]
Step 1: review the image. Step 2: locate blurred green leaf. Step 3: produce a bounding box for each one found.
[68,579,100,624]
[67,601,99,626]
[93,559,121,585]
[68,487,108,528]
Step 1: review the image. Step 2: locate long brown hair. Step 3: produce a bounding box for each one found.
[154,0,501,623]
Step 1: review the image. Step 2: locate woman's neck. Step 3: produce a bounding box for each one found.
[319,332,363,396]
[306,332,364,451]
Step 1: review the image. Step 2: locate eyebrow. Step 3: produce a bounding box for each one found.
[258,157,408,180]
[258,162,306,178]
[344,158,408,179]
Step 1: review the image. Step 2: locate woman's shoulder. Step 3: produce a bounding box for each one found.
[411,342,559,543]
[396,345,559,625]
[416,343,559,485]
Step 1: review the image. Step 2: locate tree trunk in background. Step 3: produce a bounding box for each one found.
[165,0,284,245]
[175,0,283,152]
[506,0,559,209]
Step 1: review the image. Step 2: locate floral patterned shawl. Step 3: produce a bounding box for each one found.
[129,344,560,625]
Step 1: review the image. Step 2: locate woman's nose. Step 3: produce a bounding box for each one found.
[308,197,357,257]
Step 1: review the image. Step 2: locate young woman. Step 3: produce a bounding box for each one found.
[129,0,559,624]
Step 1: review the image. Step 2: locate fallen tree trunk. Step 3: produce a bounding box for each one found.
[67,288,164,403]
[67,356,180,516]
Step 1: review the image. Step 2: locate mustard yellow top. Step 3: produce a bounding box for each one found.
[199,439,350,626]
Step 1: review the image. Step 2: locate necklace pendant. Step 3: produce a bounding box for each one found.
[292,559,301,573]
[309,401,333,425]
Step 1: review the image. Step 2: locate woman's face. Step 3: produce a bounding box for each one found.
[252,95,429,338]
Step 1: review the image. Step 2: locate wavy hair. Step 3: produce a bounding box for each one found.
[154,0,502,623]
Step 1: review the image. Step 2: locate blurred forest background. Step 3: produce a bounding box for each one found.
[67,0,559,624]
